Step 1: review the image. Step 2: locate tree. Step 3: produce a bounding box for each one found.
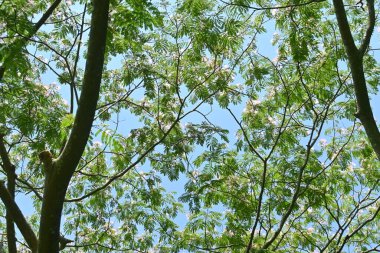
[0,0,379,252]
[1,0,109,251]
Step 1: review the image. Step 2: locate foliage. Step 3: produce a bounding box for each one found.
[0,0,380,252]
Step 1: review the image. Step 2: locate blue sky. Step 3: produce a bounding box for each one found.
[10,1,380,251]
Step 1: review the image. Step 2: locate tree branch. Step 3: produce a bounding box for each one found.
[55,0,109,181]
[0,0,62,81]
[0,182,38,252]
[358,0,375,55]
[333,0,380,160]
[32,0,62,37]
[37,0,110,251]
[332,0,358,56]
[0,134,17,253]
[220,0,326,11]
[0,134,14,175]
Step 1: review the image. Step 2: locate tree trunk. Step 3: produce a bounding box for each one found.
[333,0,380,159]
[0,137,17,253]
[6,174,16,253]
[37,0,110,252]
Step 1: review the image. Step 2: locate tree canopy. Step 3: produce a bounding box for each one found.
[0,0,380,252]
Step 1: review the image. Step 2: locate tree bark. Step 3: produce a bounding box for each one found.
[0,182,38,252]
[37,0,110,252]
[0,136,17,253]
[6,182,16,253]
[333,0,380,160]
